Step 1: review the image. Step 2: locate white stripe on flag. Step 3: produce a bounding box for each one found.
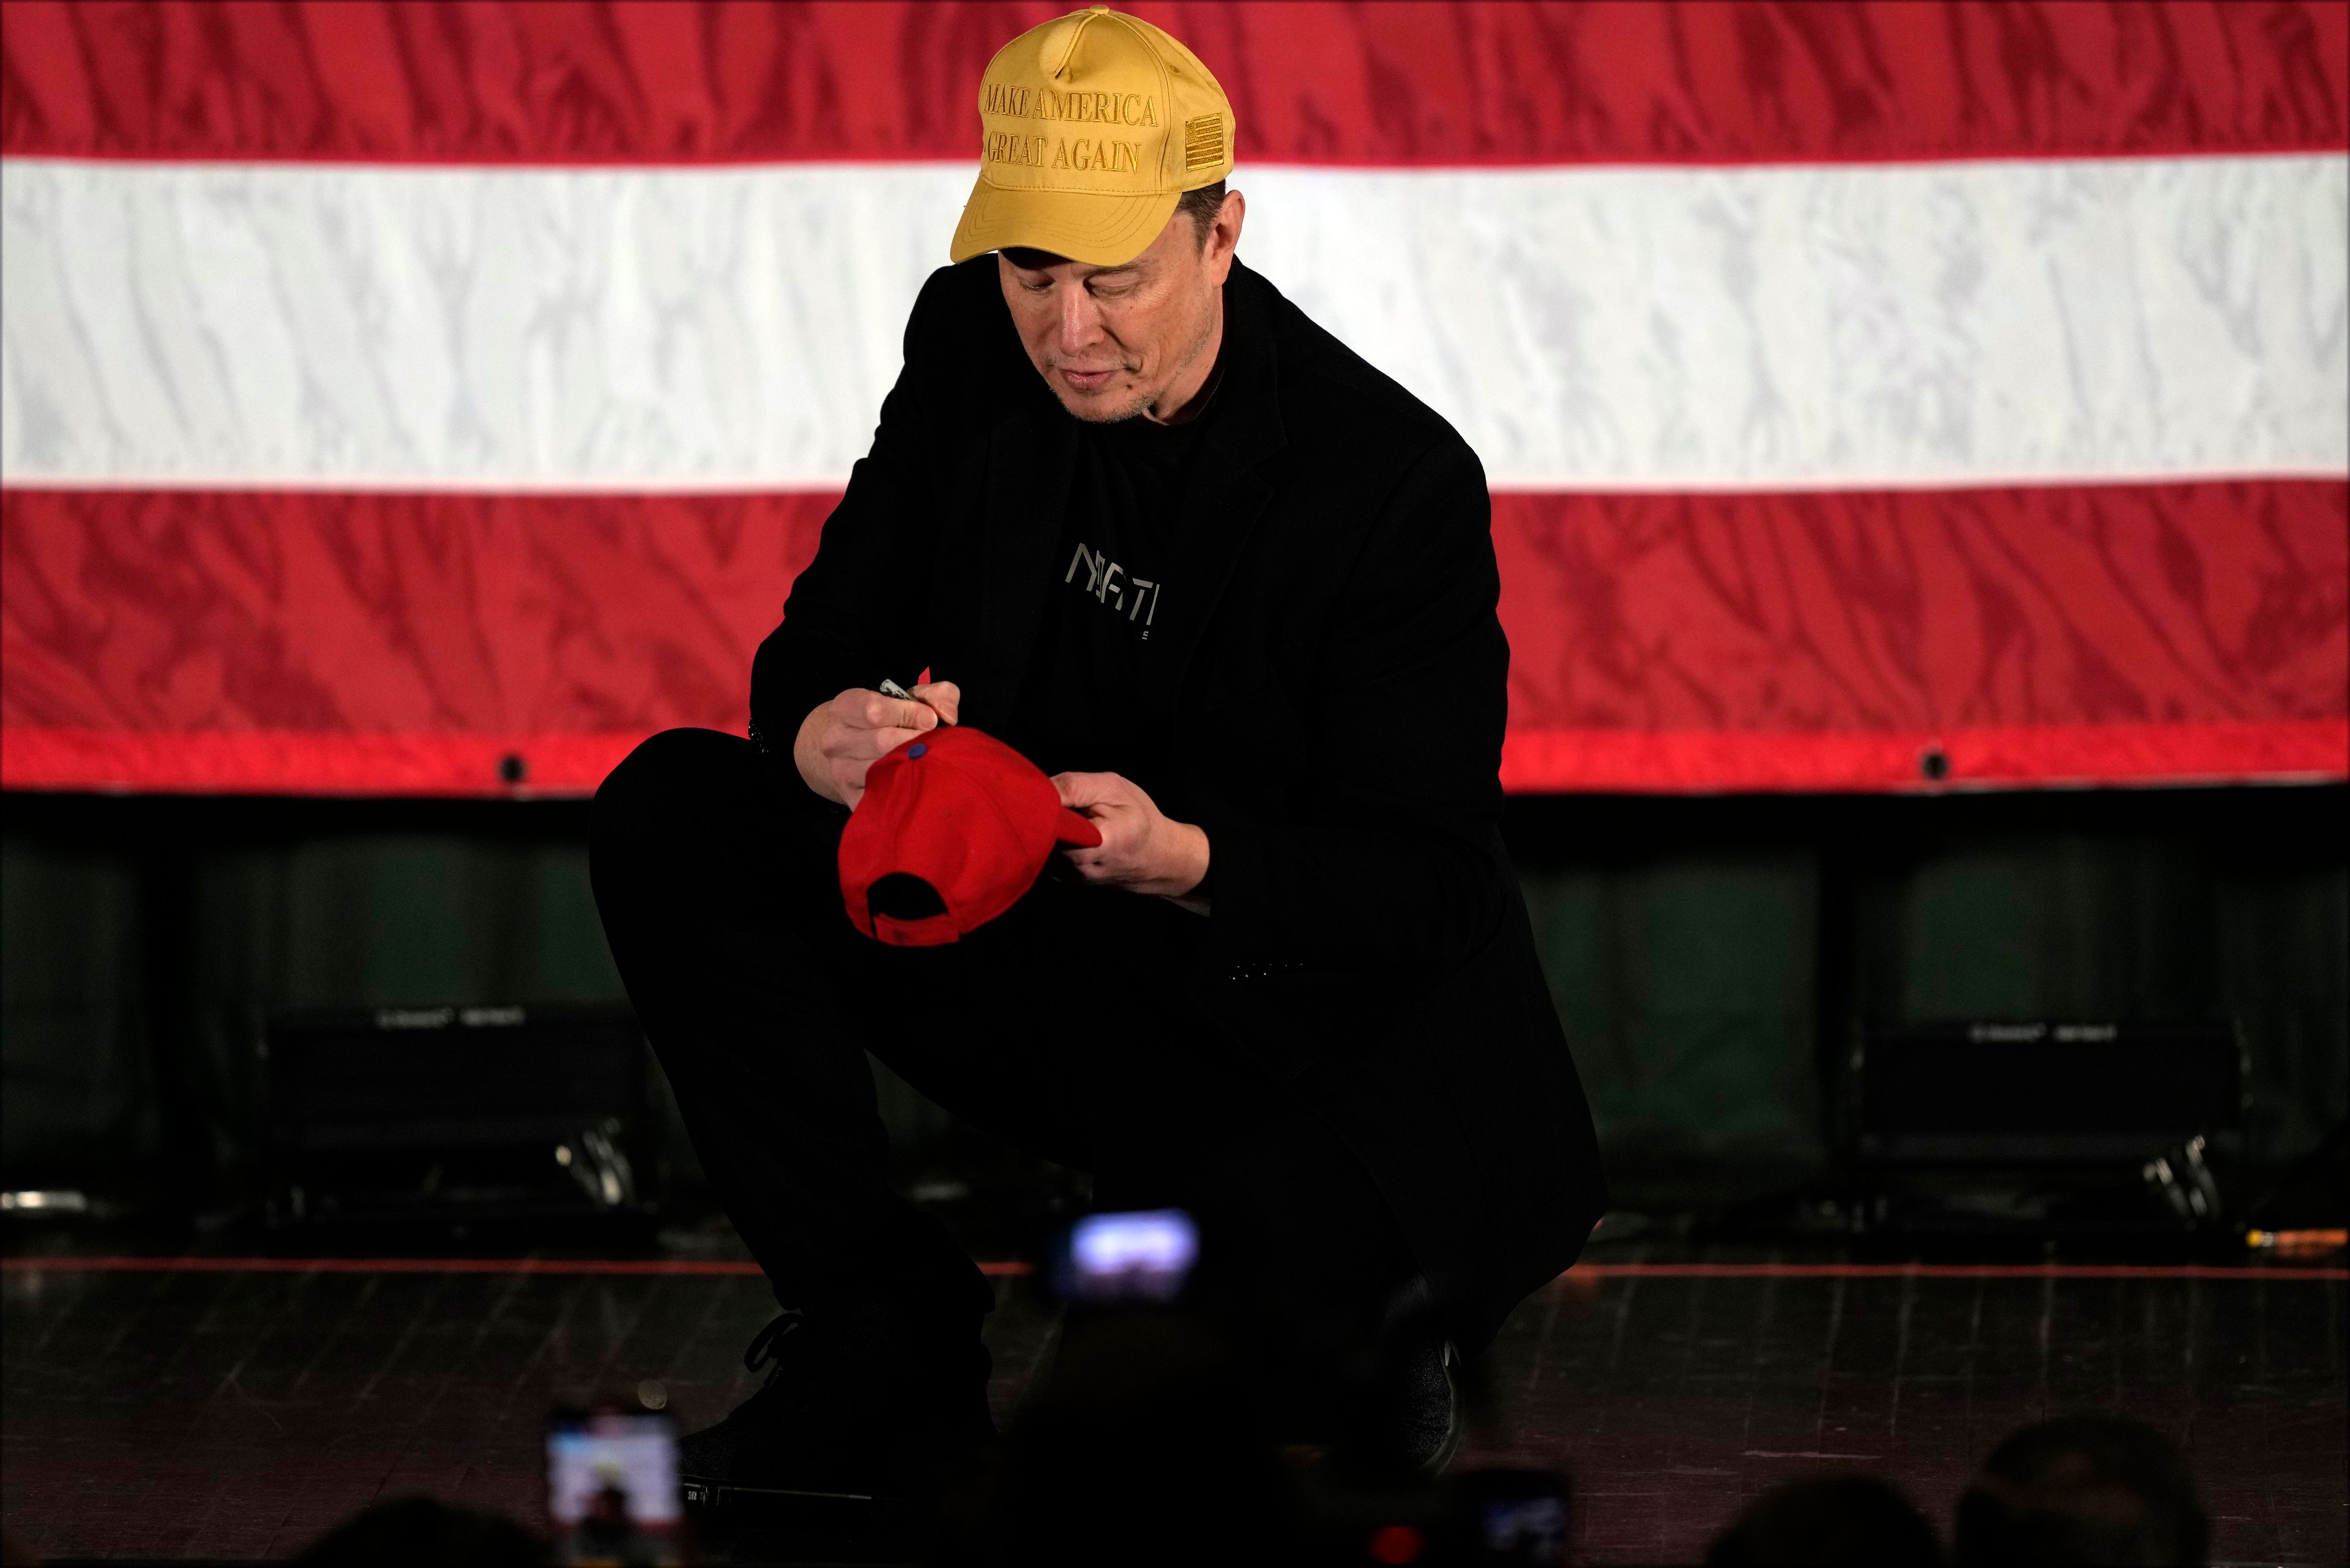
[2,154,2342,491]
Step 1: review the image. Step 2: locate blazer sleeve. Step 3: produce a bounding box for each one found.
[1198,438,1513,973]
[748,271,957,763]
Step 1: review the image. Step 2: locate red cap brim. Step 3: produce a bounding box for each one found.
[1054,808,1103,848]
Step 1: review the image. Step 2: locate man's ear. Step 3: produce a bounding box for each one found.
[1203,189,1245,283]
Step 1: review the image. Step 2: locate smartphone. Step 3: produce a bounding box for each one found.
[1051,1208,1200,1305]
[546,1406,686,1566]
[1455,1468,1572,1564]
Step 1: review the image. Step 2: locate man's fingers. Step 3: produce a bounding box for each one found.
[908,680,961,725]
[841,691,937,732]
[855,726,932,759]
[1054,843,1113,879]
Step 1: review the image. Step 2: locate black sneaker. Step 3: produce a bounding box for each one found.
[1393,1335,1463,1474]
[679,1293,996,1509]
[1330,1277,1463,1477]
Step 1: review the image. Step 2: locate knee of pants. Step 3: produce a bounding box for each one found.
[591,727,755,885]
[596,725,754,826]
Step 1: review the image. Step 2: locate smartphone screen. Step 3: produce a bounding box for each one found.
[546,1408,685,1566]
[1054,1208,1199,1305]
[1457,1468,1572,1564]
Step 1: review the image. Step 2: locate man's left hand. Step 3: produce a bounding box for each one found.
[1050,771,1209,899]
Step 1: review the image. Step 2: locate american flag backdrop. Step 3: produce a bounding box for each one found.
[1,1,2344,797]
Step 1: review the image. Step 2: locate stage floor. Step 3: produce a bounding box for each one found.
[2,1242,2343,1564]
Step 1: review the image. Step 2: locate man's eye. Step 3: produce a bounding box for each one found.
[1020,278,1051,293]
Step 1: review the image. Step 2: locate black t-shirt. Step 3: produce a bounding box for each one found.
[1010,384,1217,790]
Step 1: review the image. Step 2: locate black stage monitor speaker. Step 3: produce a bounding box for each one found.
[1856,1020,2245,1165]
[264,1003,655,1232]
[1846,1021,2247,1236]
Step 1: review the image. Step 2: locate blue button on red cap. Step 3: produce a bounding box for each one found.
[908,743,927,758]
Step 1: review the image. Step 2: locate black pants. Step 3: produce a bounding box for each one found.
[591,730,1411,1377]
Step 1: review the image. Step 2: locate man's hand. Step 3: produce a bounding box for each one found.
[794,681,961,807]
[1051,771,1210,900]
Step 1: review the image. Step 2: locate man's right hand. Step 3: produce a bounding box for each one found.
[793,682,961,808]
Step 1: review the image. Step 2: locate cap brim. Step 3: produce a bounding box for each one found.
[949,173,1182,268]
[1053,808,1104,849]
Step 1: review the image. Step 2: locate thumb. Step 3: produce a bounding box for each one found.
[909,679,961,725]
[1051,771,1105,809]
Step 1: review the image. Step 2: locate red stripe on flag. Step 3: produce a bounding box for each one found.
[4,2,2344,166]
[6,719,2339,797]
[4,480,2343,796]
[0,485,828,764]
[1499,720,2350,793]
[0,726,648,797]
[1493,480,2350,790]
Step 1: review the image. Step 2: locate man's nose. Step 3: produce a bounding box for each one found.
[1057,286,1105,354]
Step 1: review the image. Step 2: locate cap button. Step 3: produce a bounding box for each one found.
[908,742,927,759]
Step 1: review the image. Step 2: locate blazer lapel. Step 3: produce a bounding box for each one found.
[1138,263,1288,719]
[972,390,1079,728]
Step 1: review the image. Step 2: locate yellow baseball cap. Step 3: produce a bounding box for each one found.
[949,6,1236,268]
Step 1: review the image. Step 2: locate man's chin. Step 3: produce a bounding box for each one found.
[1048,379,1152,424]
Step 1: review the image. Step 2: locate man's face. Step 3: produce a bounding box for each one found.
[998,192,1244,423]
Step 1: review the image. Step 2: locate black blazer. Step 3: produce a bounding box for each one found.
[753,256,1605,1351]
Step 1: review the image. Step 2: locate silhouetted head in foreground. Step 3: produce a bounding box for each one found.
[291,1496,544,1567]
[988,1305,1289,1565]
[1705,1474,1943,1567]
[1956,1414,2207,1566]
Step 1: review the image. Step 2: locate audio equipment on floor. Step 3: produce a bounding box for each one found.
[264,1003,656,1233]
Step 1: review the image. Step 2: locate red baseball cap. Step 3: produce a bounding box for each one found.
[838,725,1103,946]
